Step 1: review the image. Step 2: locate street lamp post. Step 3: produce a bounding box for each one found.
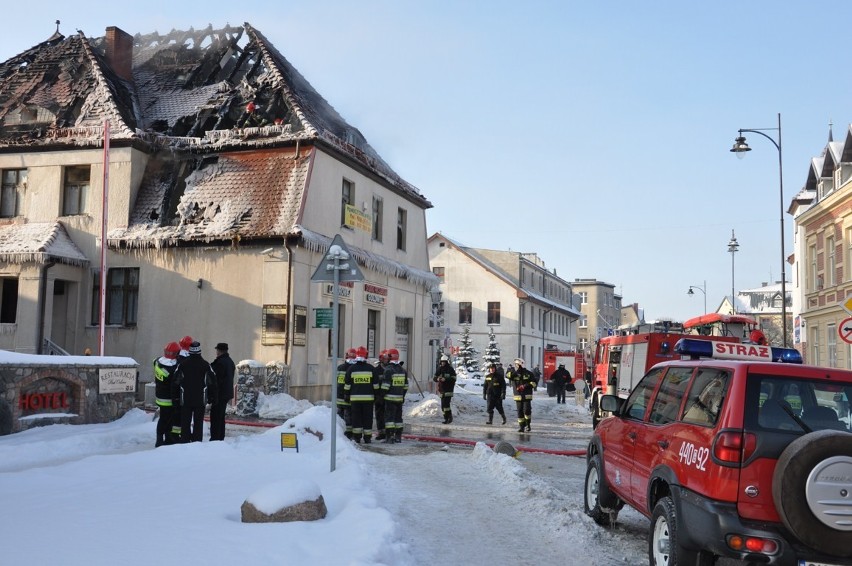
[730,113,788,346]
[687,281,707,314]
[728,230,739,314]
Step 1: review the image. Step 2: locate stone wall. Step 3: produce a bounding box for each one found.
[232,360,290,418]
[0,359,139,436]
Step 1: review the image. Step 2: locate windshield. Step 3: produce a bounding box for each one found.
[746,373,852,434]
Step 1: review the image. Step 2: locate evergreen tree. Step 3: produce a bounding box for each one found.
[457,325,480,374]
[481,327,501,371]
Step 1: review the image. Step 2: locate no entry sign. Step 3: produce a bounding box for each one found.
[839,317,852,344]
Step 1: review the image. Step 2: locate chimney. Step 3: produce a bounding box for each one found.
[105,26,133,82]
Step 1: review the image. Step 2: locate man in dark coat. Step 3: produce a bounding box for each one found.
[483,363,507,425]
[433,355,457,424]
[173,341,217,443]
[209,342,235,441]
[550,363,572,405]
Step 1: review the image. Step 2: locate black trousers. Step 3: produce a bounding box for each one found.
[180,405,205,443]
[209,401,228,441]
[486,393,505,418]
[350,402,374,439]
[555,385,566,403]
[156,405,175,446]
[515,399,532,425]
[374,399,385,433]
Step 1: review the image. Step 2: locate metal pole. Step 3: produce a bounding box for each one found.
[329,254,340,472]
[777,113,788,347]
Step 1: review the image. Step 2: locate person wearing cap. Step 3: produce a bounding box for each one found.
[209,342,235,441]
[550,363,572,405]
[433,354,457,424]
[172,341,217,443]
[374,350,389,441]
[153,342,181,446]
[506,358,536,432]
[344,346,381,444]
[483,363,507,425]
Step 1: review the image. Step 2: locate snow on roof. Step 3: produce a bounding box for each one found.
[0,222,88,266]
[0,349,136,366]
[297,226,439,290]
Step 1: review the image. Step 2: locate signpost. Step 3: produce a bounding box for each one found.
[310,234,364,472]
[839,317,852,345]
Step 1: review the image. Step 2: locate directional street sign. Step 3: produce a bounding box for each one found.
[310,234,365,283]
[840,317,852,345]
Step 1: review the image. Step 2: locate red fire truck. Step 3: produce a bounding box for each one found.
[590,315,759,427]
[542,348,586,387]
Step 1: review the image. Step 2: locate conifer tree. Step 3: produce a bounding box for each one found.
[457,325,480,374]
[481,327,501,371]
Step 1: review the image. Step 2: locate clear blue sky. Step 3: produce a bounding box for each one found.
[3,1,850,322]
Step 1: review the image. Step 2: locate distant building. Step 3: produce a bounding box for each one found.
[733,282,791,346]
[427,233,580,370]
[572,279,622,362]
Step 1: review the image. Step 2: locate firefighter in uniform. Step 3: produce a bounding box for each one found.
[173,341,217,443]
[433,355,457,424]
[344,346,380,444]
[153,341,181,446]
[374,350,389,441]
[507,358,536,432]
[483,363,507,425]
[337,348,357,439]
[381,349,408,443]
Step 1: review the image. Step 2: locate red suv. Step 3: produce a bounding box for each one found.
[585,338,852,565]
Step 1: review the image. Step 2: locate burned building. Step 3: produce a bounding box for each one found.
[0,23,436,401]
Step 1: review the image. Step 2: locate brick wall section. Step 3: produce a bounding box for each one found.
[0,362,138,435]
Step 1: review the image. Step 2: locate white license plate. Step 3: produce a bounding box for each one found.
[799,561,843,566]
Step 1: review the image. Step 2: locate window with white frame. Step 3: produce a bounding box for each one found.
[810,243,817,291]
[1,169,26,218]
[828,236,836,286]
[811,325,820,366]
[579,292,587,304]
[827,323,837,367]
[580,315,587,328]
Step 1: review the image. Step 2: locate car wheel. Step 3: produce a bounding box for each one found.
[772,430,852,557]
[584,453,622,526]
[591,392,601,429]
[649,497,714,566]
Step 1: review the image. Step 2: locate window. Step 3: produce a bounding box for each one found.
[487,301,501,324]
[1,169,26,218]
[828,236,836,286]
[579,338,588,351]
[650,367,693,425]
[432,266,445,281]
[811,325,820,366]
[828,323,837,367]
[681,369,729,427]
[63,166,90,216]
[580,315,587,328]
[520,303,526,327]
[0,277,19,323]
[367,309,380,357]
[371,196,383,241]
[624,368,664,421]
[458,302,472,324]
[341,179,353,226]
[396,207,407,251]
[579,292,587,305]
[92,268,139,326]
[809,244,817,291]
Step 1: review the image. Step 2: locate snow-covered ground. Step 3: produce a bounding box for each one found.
[0,386,651,565]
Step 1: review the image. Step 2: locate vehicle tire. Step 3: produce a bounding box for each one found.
[771,430,852,557]
[584,454,622,526]
[649,497,715,566]
[591,392,601,429]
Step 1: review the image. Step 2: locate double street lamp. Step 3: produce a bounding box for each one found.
[687,281,707,314]
[728,230,739,313]
[730,113,788,346]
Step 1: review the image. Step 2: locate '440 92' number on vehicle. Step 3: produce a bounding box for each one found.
[678,441,709,471]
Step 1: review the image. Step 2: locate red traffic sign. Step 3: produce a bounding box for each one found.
[840,317,852,344]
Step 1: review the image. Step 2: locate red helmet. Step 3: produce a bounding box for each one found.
[179,335,193,350]
[387,348,400,361]
[163,342,180,359]
[378,349,389,362]
[345,348,357,360]
[355,346,368,360]
[750,329,767,346]
[246,101,256,113]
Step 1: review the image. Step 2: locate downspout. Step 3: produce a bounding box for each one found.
[37,260,56,354]
[284,239,294,365]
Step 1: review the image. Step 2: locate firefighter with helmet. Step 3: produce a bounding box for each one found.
[507,357,536,432]
[381,349,408,443]
[374,350,389,440]
[433,354,457,424]
[153,342,181,446]
[337,348,357,439]
[344,346,381,443]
